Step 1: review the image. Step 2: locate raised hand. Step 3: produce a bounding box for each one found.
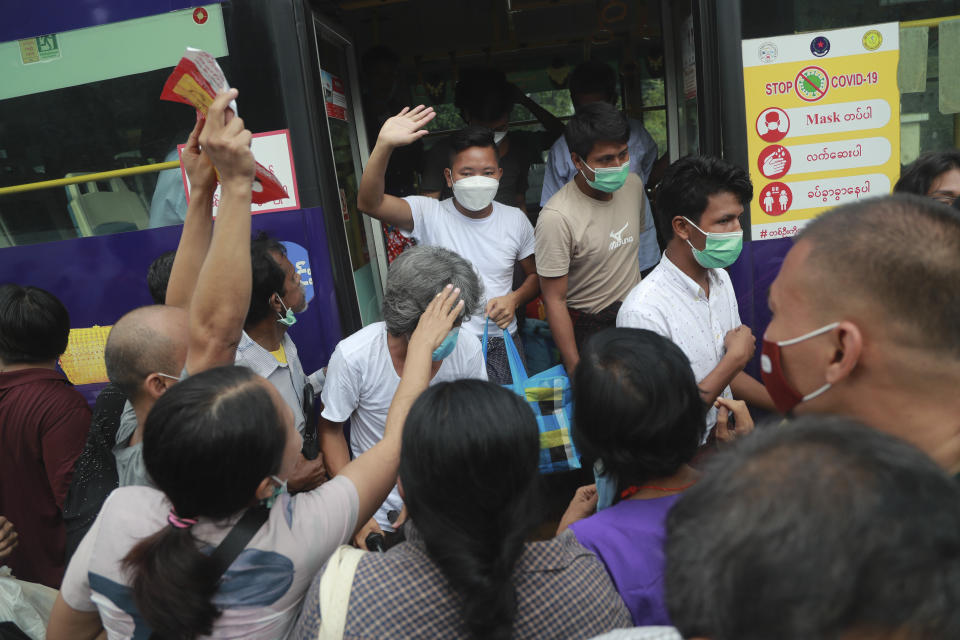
[408,284,463,355]
[377,105,436,149]
[198,89,255,190]
[181,117,217,194]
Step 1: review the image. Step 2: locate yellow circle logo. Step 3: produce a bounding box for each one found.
[863,30,882,51]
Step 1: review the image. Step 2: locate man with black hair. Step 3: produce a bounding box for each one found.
[233,233,327,491]
[540,60,658,209]
[0,284,91,587]
[894,149,960,205]
[618,156,773,438]
[420,67,565,210]
[146,250,176,305]
[762,194,960,474]
[358,108,539,384]
[666,416,960,640]
[536,102,656,372]
[237,233,311,435]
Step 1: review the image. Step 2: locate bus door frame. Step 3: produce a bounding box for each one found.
[307,14,389,320]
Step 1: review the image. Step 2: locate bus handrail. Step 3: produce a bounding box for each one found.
[0,160,181,197]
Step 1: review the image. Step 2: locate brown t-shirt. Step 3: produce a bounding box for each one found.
[535,173,646,314]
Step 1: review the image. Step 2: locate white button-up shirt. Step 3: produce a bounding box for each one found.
[616,254,741,436]
[235,331,308,434]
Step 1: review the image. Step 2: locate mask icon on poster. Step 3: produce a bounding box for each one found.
[756,107,790,143]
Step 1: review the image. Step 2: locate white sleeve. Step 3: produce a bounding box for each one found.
[60,496,106,612]
[291,476,360,573]
[616,301,670,338]
[319,345,361,423]
[516,213,536,260]
[459,333,489,381]
[399,196,433,243]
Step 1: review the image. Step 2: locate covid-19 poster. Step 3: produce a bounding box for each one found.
[741,23,900,240]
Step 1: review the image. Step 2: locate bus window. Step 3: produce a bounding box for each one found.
[0,5,229,248]
[741,0,960,166]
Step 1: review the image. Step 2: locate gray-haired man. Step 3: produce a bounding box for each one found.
[319,245,487,548]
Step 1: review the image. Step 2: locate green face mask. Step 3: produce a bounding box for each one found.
[275,294,297,327]
[683,217,743,269]
[580,159,630,193]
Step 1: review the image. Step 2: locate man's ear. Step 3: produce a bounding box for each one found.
[269,292,284,314]
[444,167,454,189]
[143,373,170,401]
[825,320,862,385]
[570,152,584,173]
[673,216,692,242]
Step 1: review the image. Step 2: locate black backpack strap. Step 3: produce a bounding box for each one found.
[148,504,270,639]
[208,504,271,577]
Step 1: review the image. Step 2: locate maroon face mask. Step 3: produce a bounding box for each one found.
[760,322,839,414]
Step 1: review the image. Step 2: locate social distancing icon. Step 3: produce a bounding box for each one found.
[760,182,792,216]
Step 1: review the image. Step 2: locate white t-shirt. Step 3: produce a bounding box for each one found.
[617,254,741,437]
[401,196,535,339]
[321,321,487,529]
[61,476,358,639]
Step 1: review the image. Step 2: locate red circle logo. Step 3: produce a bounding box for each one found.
[193,8,209,24]
[757,145,791,180]
[759,182,792,216]
[794,65,829,102]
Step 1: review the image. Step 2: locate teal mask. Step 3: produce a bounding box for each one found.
[581,159,630,193]
[432,328,460,361]
[263,475,287,509]
[683,217,743,269]
[276,295,297,327]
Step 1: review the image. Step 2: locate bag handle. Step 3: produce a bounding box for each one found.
[483,318,527,387]
[317,545,366,639]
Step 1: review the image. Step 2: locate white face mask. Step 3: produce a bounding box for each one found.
[452,175,499,211]
[493,130,507,145]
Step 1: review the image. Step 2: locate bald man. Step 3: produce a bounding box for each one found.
[104,305,189,486]
[762,194,960,473]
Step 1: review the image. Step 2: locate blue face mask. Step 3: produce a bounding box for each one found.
[263,475,287,509]
[276,294,297,327]
[593,459,618,511]
[432,328,460,361]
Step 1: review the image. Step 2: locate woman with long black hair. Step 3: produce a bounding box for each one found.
[47,286,464,639]
[294,379,631,640]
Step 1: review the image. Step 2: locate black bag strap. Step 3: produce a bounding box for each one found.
[301,383,319,460]
[208,504,271,577]
[148,504,270,639]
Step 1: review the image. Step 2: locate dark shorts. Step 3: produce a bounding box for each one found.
[485,331,527,385]
[567,302,622,351]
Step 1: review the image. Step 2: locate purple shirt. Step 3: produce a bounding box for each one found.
[569,494,681,626]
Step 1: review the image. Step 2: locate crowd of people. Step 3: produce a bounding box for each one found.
[2,64,960,639]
